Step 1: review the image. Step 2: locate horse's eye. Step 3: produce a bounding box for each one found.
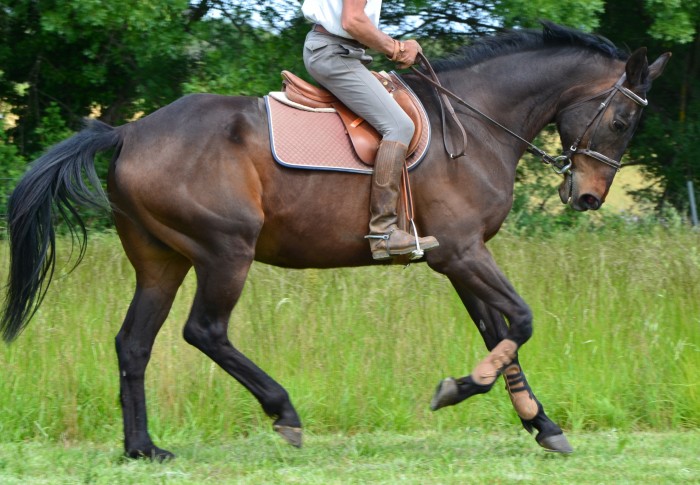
[611,119,627,132]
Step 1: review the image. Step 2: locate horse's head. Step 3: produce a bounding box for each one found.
[555,48,671,211]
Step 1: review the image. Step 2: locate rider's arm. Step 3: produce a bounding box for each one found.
[341,0,394,56]
[341,0,421,68]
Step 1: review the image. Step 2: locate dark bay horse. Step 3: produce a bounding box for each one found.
[2,23,669,459]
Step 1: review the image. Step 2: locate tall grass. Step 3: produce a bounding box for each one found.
[1,228,698,445]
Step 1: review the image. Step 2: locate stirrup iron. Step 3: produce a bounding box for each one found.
[408,219,424,260]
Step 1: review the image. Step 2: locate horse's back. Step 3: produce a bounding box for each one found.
[118,93,266,157]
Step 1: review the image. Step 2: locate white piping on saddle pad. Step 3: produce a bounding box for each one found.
[267,91,336,113]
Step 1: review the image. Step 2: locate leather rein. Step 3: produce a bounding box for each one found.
[410,52,648,175]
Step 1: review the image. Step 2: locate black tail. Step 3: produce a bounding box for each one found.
[1,119,121,342]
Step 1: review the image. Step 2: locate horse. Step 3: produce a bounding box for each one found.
[1,22,669,460]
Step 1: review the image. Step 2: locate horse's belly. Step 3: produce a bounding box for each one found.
[254,171,374,268]
[254,212,373,268]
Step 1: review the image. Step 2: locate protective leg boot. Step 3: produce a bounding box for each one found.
[366,140,439,260]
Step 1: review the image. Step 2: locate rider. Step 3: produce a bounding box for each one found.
[301,0,439,260]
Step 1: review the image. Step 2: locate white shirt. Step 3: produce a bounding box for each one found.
[302,0,382,39]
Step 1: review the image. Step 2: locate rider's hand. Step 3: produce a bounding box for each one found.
[394,39,422,69]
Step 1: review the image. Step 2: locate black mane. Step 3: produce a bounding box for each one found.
[434,21,629,72]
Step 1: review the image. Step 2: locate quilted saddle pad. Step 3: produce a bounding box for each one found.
[265,75,431,175]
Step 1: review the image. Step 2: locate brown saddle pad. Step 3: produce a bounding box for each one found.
[265,72,431,175]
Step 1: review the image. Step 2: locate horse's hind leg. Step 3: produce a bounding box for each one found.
[439,281,572,453]
[115,225,192,460]
[182,245,302,447]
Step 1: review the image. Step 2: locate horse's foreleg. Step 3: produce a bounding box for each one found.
[430,243,530,394]
[448,286,572,453]
[182,250,302,447]
[115,254,191,461]
[429,242,572,453]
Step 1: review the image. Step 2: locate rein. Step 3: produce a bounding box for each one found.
[411,52,648,176]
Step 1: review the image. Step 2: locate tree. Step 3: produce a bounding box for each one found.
[181,6,312,95]
[494,0,605,31]
[597,0,699,213]
[0,0,195,155]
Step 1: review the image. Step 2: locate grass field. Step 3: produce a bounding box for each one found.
[1,430,698,484]
[1,227,699,482]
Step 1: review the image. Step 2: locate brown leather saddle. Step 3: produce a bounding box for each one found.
[279,70,424,165]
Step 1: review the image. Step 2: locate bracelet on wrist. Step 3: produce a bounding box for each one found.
[388,40,407,62]
[389,39,399,61]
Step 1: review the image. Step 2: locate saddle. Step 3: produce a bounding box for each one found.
[277,70,424,165]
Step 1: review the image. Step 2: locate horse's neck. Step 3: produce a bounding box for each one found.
[439,53,617,144]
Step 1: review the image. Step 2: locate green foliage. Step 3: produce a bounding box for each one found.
[0,128,25,220]
[598,0,700,214]
[30,103,74,157]
[508,153,692,237]
[0,130,23,179]
[628,110,700,211]
[0,0,193,154]
[644,0,699,43]
[183,15,311,95]
[495,0,605,31]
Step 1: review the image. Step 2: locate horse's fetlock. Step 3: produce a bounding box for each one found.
[263,389,294,418]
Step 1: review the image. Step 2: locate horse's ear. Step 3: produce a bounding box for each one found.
[625,47,648,87]
[647,52,672,81]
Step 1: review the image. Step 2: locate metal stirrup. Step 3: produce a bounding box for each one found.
[409,220,424,260]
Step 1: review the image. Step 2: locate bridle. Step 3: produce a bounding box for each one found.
[554,74,648,174]
[411,53,649,176]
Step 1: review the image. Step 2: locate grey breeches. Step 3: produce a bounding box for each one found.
[302,30,414,146]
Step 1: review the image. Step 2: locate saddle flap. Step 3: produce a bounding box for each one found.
[332,102,381,166]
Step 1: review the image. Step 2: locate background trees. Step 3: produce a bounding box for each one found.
[598,0,700,212]
[0,0,697,219]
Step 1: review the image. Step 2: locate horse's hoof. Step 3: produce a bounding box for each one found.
[126,446,175,462]
[274,424,303,448]
[537,433,574,454]
[430,375,493,411]
[430,377,460,411]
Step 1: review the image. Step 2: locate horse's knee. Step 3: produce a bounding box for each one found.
[507,305,533,346]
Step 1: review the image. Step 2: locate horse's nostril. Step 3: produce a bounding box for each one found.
[580,194,601,210]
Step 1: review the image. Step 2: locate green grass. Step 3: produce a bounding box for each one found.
[0,228,699,458]
[0,430,698,484]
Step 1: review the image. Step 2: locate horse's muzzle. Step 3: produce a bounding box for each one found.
[576,193,601,211]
